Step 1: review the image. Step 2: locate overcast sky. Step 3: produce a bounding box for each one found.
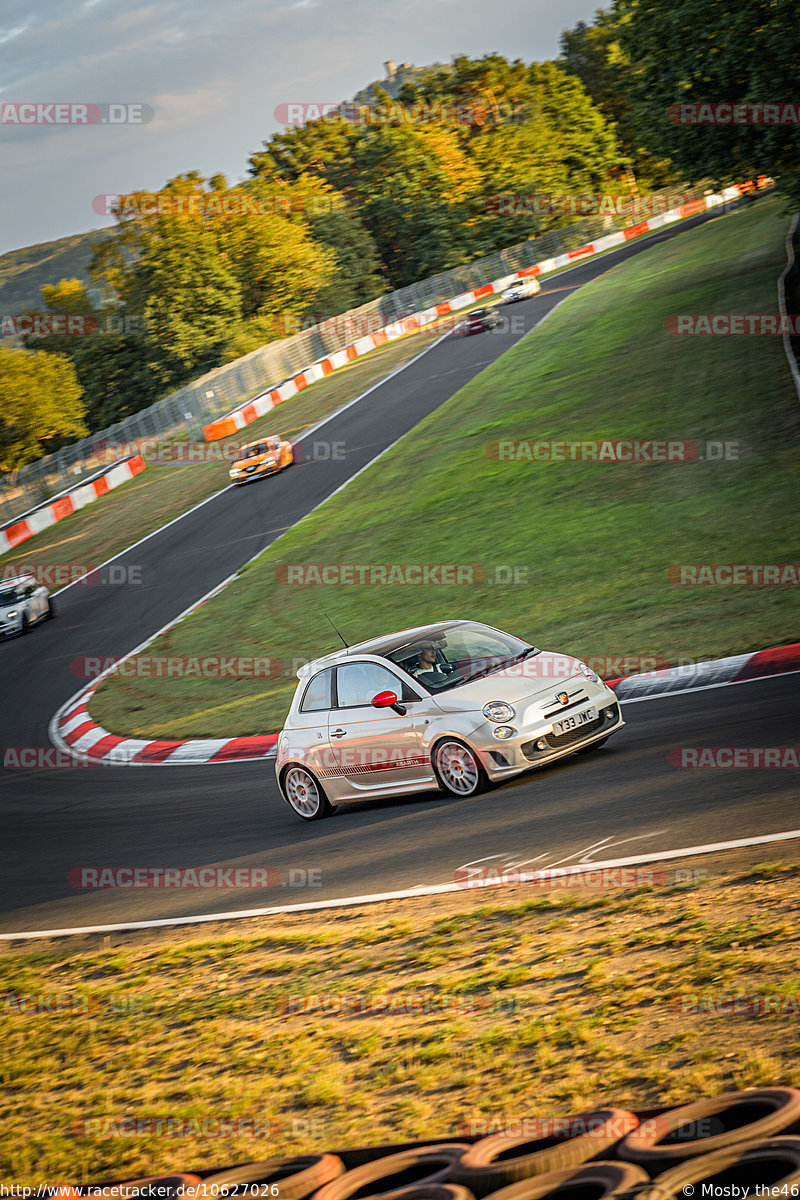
[0,0,599,257]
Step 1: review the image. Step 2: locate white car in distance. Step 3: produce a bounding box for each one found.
[501,277,541,303]
[0,574,54,638]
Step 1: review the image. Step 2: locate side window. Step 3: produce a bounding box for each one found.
[299,668,333,713]
[335,662,407,708]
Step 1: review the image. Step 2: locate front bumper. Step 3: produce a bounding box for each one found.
[0,617,23,637]
[474,691,624,781]
[230,462,279,484]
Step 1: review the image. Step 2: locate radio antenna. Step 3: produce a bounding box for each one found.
[323,611,349,649]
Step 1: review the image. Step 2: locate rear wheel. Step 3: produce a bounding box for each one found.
[432,739,487,797]
[280,765,336,821]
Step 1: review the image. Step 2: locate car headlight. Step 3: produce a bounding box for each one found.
[7,610,18,619]
[576,661,599,682]
[483,701,516,723]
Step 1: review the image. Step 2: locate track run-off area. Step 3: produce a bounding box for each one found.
[2,202,798,938]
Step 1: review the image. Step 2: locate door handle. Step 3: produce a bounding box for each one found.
[331,729,346,739]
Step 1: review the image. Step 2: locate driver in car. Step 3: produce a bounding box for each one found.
[409,642,455,681]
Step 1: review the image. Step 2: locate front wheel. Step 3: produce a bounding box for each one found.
[46,598,56,620]
[280,765,336,821]
[19,613,29,636]
[577,736,610,755]
[432,738,487,798]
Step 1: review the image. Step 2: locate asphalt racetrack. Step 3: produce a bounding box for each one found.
[3,204,797,936]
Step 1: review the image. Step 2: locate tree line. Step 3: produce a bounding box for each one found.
[3,0,796,472]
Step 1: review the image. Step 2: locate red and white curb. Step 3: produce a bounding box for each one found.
[606,642,800,699]
[51,641,800,767]
[202,184,757,443]
[0,455,146,556]
[54,681,278,765]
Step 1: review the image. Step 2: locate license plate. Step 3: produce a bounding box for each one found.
[552,705,597,736]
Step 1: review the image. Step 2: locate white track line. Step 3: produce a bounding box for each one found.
[619,670,800,704]
[3,830,799,941]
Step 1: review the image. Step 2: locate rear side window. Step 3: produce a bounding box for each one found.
[299,668,333,713]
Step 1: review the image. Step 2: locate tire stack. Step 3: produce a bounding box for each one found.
[76,1087,800,1197]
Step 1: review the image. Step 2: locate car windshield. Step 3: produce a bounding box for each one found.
[471,309,487,317]
[381,623,538,693]
[0,587,19,604]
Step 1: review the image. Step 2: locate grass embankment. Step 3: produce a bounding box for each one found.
[92,195,800,740]
[1,855,798,1180]
[0,325,446,579]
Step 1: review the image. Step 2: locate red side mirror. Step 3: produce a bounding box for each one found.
[371,690,398,709]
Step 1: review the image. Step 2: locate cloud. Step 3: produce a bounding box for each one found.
[1,0,599,255]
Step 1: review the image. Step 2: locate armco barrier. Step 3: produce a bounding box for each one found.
[201,186,750,443]
[0,455,146,556]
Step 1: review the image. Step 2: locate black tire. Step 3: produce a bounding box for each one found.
[617,1088,800,1174]
[46,598,55,620]
[478,1160,650,1200]
[280,764,336,821]
[19,613,29,636]
[432,738,488,798]
[202,1153,345,1194]
[451,1110,640,1194]
[577,736,609,755]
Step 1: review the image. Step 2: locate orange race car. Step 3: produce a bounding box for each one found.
[229,435,294,485]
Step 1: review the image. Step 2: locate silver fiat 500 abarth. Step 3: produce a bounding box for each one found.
[275,620,624,820]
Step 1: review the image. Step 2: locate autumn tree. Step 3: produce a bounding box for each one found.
[0,346,87,471]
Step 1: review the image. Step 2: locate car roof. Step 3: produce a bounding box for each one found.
[297,620,473,678]
[240,436,279,451]
[0,574,35,587]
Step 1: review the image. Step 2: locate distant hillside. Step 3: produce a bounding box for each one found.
[0,229,114,315]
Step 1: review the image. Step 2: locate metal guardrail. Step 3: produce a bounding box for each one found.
[0,182,716,527]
